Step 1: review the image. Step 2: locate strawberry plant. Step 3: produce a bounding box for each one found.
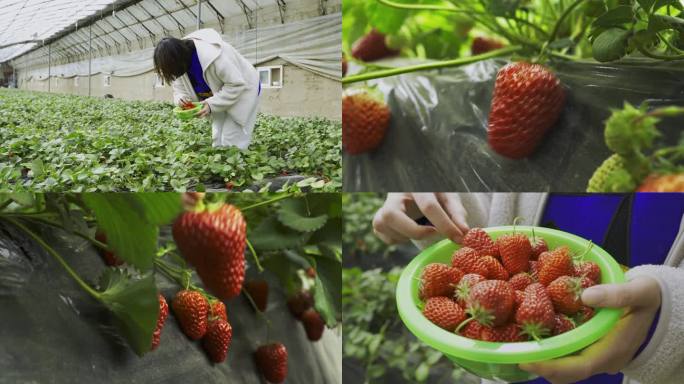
[0,89,341,192]
[0,192,341,380]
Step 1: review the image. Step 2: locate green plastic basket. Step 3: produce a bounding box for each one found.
[173,102,202,121]
[396,226,625,382]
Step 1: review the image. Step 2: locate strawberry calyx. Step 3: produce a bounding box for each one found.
[519,321,551,341]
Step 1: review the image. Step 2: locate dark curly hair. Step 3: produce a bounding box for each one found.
[153,37,195,84]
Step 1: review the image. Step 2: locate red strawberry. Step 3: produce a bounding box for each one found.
[515,283,556,340]
[509,273,534,291]
[530,236,548,260]
[580,276,595,289]
[537,251,553,269]
[637,173,684,192]
[529,261,539,280]
[454,273,486,307]
[351,29,398,62]
[202,318,233,363]
[244,279,269,312]
[172,290,209,340]
[487,62,566,158]
[467,280,515,327]
[513,290,526,310]
[301,309,325,341]
[306,267,316,278]
[482,256,509,280]
[342,91,390,155]
[342,57,348,77]
[419,263,464,300]
[287,290,313,319]
[422,296,467,331]
[255,343,288,383]
[173,203,247,300]
[462,228,499,258]
[575,306,595,324]
[451,247,489,276]
[471,36,505,55]
[459,320,486,340]
[553,314,576,336]
[497,233,531,275]
[94,230,124,266]
[538,246,574,286]
[481,323,525,342]
[210,300,227,321]
[574,261,601,283]
[151,294,169,350]
[547,276,583,315]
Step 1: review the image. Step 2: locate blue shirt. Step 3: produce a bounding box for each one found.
[526,193,684,384]
[187,48,213,100]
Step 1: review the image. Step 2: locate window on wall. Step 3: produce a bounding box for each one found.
[74,76,79,87]
[103,75,111,87]
[154,74,165,88]
[257,65,283,89]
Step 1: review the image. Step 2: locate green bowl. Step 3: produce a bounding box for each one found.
[396,226,625,382]
[173,102,202,120]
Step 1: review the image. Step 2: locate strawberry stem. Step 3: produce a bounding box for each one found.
[240,193,295,211]
[454,316,474,334]
[246,238,263,272]
[342,46,523,84]
[3,217,102,300]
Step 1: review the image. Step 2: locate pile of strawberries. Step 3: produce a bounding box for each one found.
[180,100,196,110]
[419,228,601,342]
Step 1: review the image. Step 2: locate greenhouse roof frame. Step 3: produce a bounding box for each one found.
[0,0,301,64]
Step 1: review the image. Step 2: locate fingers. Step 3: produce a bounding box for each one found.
[413,193,465,242]
[372,207,435,244]
[520,354,594,384]
[581,276,661,309]
[438,193,470,235]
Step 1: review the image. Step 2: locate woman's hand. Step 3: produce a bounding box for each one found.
[372,193,469,245]
[196,101,211,118]
[178,97,192,107]
[519,276,662,384]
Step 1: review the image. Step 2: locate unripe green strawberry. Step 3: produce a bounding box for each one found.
[255,343,288,383]
[467,280,515,327]
[342,90,390,155]
[604,102,659,156]
[497,233,531,275]
[419,263,464,300]
[422,296,466,331]
[244,279,269,312]
[172,290,209,340]
[301,309,325,341]
[173,203,247,300]
[587,154,636,192]
[151,294,169,350]
[202,318,233,363]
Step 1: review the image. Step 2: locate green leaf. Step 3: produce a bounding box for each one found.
[31,159,44,178]
[134,193,183,225]
[592,28,631,62]
[592,6,635,29]
[249,215,308,251]
[649,14,684,33]
[484,0,520,16]
[307,217,342,249]
[82,194,160,271]
[415,362,430,382]
[8,192,36,207]
[365,0,409,34]
[637,0,656,13]
[277,198,328,232]
[312,255,341,327]
[98,269,158,356]
[261,253,297,294]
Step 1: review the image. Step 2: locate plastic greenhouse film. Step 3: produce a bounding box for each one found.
[343,59,684,192]
[0,222,341,384]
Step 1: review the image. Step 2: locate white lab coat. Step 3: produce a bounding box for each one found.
[171,29,260,149]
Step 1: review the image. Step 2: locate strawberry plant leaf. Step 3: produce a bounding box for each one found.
[134,193,183,225]
[261,252,298,294]
[82,194,161,271]
[637,0,656,13]
[591,6,635,29]
[484,0,520,17]
[304,193,342,218]
[592,28,631,62]
[98,269,158,356]
[365,0,410,34]
[307,217,342,249]
[249,215,308,251]
[277,198,328,233]
[312,253,341,327]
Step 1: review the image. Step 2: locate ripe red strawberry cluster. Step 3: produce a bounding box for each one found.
[287,290,326,341]
[419,228,601,342]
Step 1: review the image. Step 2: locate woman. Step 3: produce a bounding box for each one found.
[153,29,260,150]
